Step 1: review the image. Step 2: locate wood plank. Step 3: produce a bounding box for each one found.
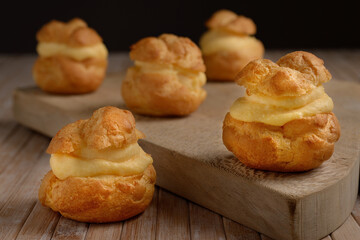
[85,223,122,240]
[0,54,143,240]
[0,55,36,145]
[156,189,190,240]
[140,78,360,240]
[189,203,226,240]
[223,217,261,240]
[331,215,360,240]
[351,196,360,225]
[0,54,14,67]
[260,234,275,240]
[0,131,48,188]
[0,56,35,90]
[264,49,289,62]
[0,139,49,240]
[326,51,360,81]
[314,51,356,82]
[0,121,18,145]
[0,55,30,85]
[0,133,48,207]
[51,217,88,240]
[107,53,132,73]
[0,126,33,173]
[312,51,344,82]
[320,236,333,240]
[339,50,360,76]
[12,58,360,240]
[119,187,158,240]
[16,202,60,240]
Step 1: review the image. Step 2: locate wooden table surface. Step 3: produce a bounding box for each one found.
[0,50,360,240]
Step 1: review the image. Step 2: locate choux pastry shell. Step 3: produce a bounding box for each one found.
[200,10,264,81]
[39,106,156,222]
[222,51,340,172]
[33,18,108,94]
[121,33,207,116]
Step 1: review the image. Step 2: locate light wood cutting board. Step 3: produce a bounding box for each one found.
[13,72,360,240]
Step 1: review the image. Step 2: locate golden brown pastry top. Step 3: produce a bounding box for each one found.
[129,34,205,72]
[205,10,256,35]
[36,18,103,47]
[47,106,144,154]
[236,51,332,97]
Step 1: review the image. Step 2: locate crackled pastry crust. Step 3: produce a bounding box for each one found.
[39,165,156,223]
[122,34,207,116]
[33,18,107,94]
[236,51,332,97]
[129,34,205,72]
[200,10,264,81]
[205,9,256,35]
[223,113,340,172]
[36,18,103,47]
[47,106,144,153]
[39,107,156,222]
[203,47,263,81]
[223,51,340,172]
[33,56,107,94]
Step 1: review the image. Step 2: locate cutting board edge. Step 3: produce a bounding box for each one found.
[12,77,360,240]
[140,139,359,240]
[13,88,75,137]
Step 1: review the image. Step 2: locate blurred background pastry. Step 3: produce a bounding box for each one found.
[39,106,156,222]
[199,10,264,81]
[121,33,206,116]
[223,51,340,172]
[33,18,108,94]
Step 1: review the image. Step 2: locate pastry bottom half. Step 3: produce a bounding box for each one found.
[33,56,107,94]
[39,164,156,223]
[121,70,206,116]
[204,47,263,81]
[222,112,340,172]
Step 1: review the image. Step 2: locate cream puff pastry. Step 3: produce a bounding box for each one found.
[39,106,156,222]
[222,51,340,172]
[33,18,108,94]
[199,10,264,81]
[121,33,207,116]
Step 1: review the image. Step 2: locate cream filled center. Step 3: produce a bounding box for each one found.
[199,29,260,55]
[50,142,152,180]
[134,61,206,90]
[37,42,108,61]
[230,86,334,126]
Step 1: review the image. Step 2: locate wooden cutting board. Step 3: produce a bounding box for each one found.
[13,72,360,240]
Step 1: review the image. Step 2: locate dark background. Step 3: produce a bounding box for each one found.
[1,1,359,53]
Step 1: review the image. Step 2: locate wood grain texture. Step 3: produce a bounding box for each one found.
[0,142,49,240]
[141,78,360,240]
[189,203,226,240]
[1,51,359,240]
[16,202,60,240]
[223,217,261,240]
[331,216,360,240]
[11,53,360,240]
[321,236,333,240]
[156,189,190,240]
[51,217,88,240]
[260,234,275,240]
[351,196,360,225]
[86,223,122,240]
[120,188,158,240]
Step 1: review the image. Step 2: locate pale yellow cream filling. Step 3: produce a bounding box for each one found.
[37,42,108,61]
[199,30,260,55]
[50,143,153,180]
[134,61,206,90]
[230,86,334,126]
